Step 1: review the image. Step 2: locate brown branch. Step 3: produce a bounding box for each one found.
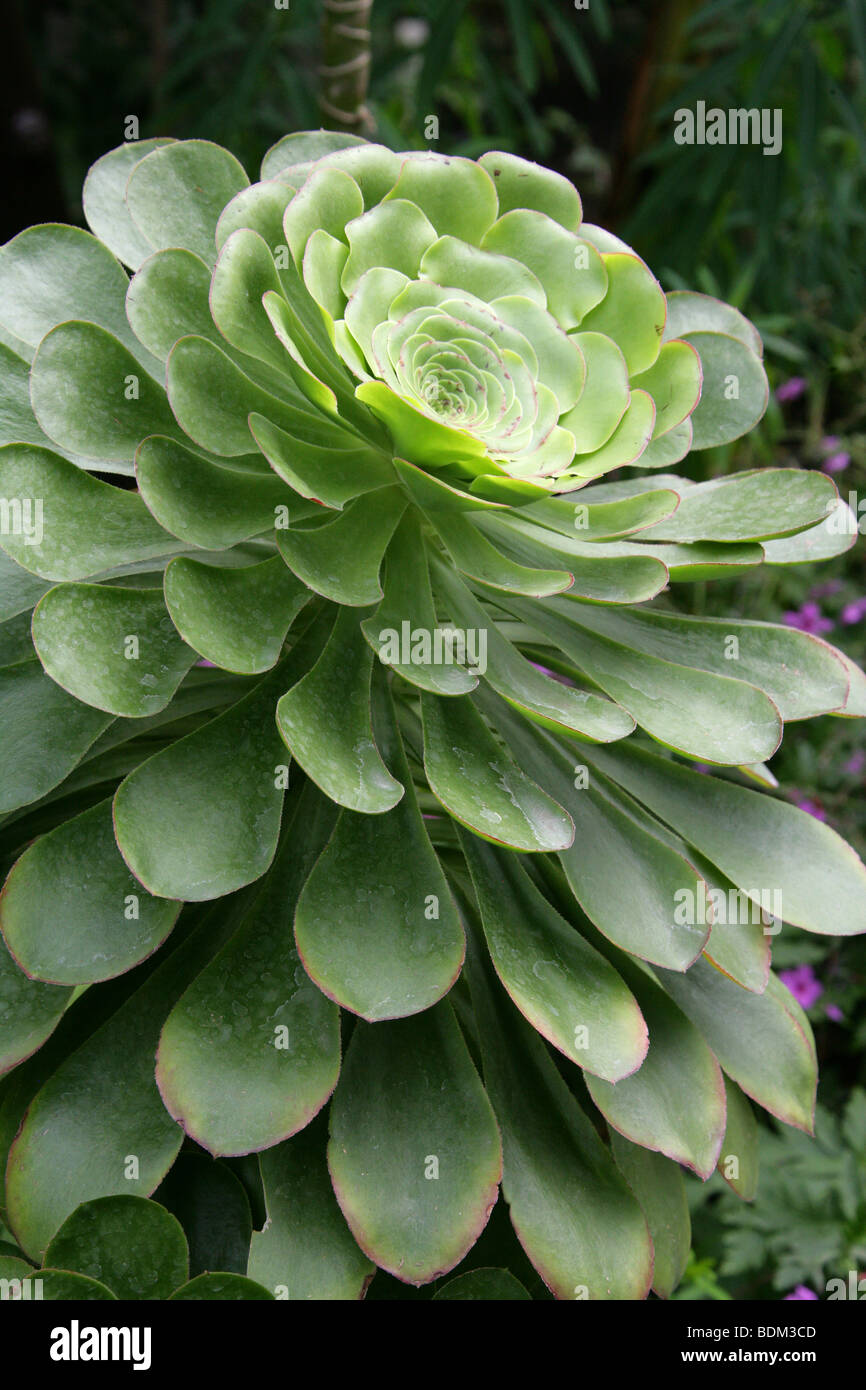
[319,0,375,134]
[605,0,697,225]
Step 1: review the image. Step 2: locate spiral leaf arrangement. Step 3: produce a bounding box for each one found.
[0,131,863,1301]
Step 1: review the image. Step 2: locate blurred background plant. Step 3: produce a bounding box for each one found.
[1,0,863,1300]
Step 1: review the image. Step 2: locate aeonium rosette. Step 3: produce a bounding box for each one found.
[0,128,865,1304]
[240,139,768,503]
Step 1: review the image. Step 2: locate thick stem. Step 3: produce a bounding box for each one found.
[319,0,375,134]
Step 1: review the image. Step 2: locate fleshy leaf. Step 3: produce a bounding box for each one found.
[154,1152,253,1277]
[430,509,573,597]
[249,411,395,509]
[0,342,58,452]
[421,691,574,853]
[342,199,439,295]
[762,499,859,565]
[585,741,866,937]
[125,139,250,267]
[44,1195,188,1300]
[210,228,297,374]
[663,290,763,356]
[717,1077,759,1200]
[609,1132,691,1299]
[578,253,666,375]
[566,604,848,721]
[136,435,298,550]
[434,1267,531,1300]
[564,390,657,480]
[276,608,404,814]
[276,487,406,606]
[0,934,71,1075]
[560,332,630,453]
[482,211,607,329]
[283,168,364,264]
[36,1270,118,1300]
[163,555,311,674]
[0,797,180,986]
[31,322,179,468]
[479,701,709,970]
[631,340,702,439]
[686,332,769,448]
[32,584,197,717]
[658,962,817,1133]
[584,945,726,1178]
[328,1001,502,1285]
[460,834,647,1082]
[0,224,156,370]
[113,660,291,900]
[169,1273,273,1299]
[477,515,668,604]
[384,154,499,243]
[260,130,369,182]
[464,932,652,1301]
[0,610,34,666]
[524,487,680,541]
[356,381,489,470]
[0,660,111,815]
[165,335,301,457]
[294,683,464,1021]
[478,151,582,230]
[431,558,634,740]
[3,905,247,1259]
[512,594,782,765]
[248,1114,374,1300]
[0,444,179,581]
[126,247,219,360]
[156,785,341,1155]
[216,179,298,252]
[82,139,174,269]
[361,513,478,696]
[638,469,836,543]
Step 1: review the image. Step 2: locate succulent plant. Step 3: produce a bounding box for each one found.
[0,130,864,1302]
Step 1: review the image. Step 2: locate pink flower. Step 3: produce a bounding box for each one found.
[825,1004,844,1023]
[844,750,866,776]
[784,1285,818,1300]
[794,796,827,821]
[779,965,824,1009]
[776,377,807,403]
[783,602,833,635]
[841,598,866,626]
[823,452,850,474]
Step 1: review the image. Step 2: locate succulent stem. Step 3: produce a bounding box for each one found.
[319,0,375,134]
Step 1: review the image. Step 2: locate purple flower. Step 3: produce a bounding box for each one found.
[844,750,866,776]
[784,1285,818,1301]
[823,451,850,474]
[794,796,827,821]
[841,598,866,626]
[821,436,841,451]
[825,1004,844,1023]
[530,660,574,687]
[783,602,833,635]
[776,377,807,403]
[779,965,824,1010]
